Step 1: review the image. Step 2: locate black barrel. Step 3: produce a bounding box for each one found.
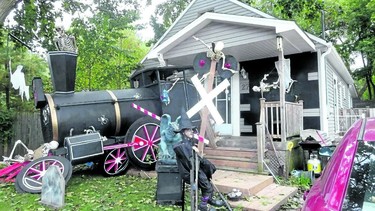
[40,88,161,145]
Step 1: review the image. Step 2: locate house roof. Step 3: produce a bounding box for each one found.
[144,12,315,63]
[150,0,276,53]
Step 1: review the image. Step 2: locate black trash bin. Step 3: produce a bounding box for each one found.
[155,161,184,205]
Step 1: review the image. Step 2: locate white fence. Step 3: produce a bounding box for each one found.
[338,107,375,134]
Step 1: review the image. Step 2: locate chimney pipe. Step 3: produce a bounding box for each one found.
[47,51,77,93]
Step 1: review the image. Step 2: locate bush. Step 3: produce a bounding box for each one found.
[0,108,14,145]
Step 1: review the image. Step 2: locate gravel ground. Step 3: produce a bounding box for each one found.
[279,188,305,210]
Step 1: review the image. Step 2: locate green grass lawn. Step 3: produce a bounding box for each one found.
[0,166,185,211]
[0,163,303,210]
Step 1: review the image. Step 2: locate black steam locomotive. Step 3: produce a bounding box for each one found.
[32,51,200,176]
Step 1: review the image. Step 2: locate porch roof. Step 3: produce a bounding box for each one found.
[144,12,316,65]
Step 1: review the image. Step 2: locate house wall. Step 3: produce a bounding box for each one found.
[159,0,266,45]
[240,52,320,136]
[325,60,353,138]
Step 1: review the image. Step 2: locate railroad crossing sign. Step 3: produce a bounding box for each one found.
[186,74,230,125]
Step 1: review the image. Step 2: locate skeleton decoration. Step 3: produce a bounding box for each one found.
[192,36,238,79]
[252,73,278,98]
[253,58,297,98]
[54,27,77,53]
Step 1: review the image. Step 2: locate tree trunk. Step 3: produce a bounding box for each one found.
[0,0,21,24]
[358,83,368,98]
[366,75,372,100]
[369,63,375,99]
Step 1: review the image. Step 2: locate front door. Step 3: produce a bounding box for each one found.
[214,76,232,135]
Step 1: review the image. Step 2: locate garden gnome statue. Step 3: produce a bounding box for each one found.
[41,165,65,209]
[54,27,77,53]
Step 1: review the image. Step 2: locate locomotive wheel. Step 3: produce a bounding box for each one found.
[125,117,161,170]
[100,148,129,176]
[15,178,26,194]
[15,156,72,193]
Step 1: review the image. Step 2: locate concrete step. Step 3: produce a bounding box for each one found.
[212,170,297,211]
[212,170,273,196]
[228,184,298,211]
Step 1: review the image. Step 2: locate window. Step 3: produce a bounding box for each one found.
[342,141,375,210]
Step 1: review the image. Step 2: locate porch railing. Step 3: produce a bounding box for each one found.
[256,99,304,173]
[262,100,304,139]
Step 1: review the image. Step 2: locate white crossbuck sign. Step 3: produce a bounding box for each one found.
[187,74,230,125]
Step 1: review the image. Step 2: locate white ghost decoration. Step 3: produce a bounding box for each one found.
[10,65,30,101]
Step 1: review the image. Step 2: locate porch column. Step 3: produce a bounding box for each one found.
[277,36,287,143]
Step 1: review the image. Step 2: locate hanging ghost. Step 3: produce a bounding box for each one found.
[10,65,30,101]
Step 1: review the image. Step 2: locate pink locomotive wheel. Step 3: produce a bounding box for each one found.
[15,156,72,193]
[101,148,129,176]
[125,117,161,170]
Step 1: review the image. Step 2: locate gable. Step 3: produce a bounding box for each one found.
[145,13,315,67]
[159,0,273,46]
[164,22,275,62]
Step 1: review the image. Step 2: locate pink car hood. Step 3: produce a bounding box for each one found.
[302,117,375,211]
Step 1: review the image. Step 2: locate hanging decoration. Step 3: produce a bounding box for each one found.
[160,78,180,105]
[9,65,30,101]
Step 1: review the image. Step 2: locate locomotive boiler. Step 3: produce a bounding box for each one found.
[32,51,200,172]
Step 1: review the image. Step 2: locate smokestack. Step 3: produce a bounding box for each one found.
[47,51,77,93]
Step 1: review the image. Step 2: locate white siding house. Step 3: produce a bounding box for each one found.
[141,0,356,139]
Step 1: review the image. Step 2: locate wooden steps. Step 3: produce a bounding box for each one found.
[204,147,259,172]
[204,146,298,210]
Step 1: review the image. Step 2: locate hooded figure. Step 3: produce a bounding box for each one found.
[173,109,223,211]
